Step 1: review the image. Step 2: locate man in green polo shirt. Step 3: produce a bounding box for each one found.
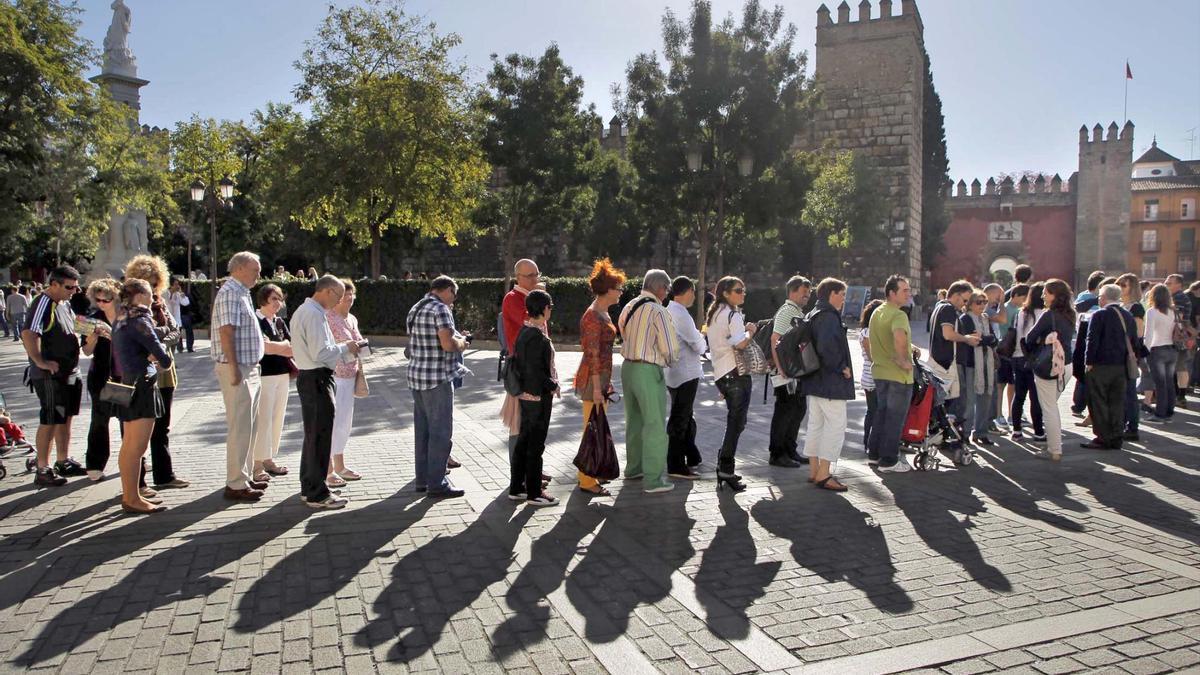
[868,275,916,472]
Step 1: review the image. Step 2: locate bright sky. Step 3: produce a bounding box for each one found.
[77,0,1200,184]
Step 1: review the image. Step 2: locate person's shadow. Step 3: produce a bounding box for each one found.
[17,497,311,668]
[490,491,608,659]
[695,491,781,639]
[353,497,533,663]
[752,481,915,614]
[232,488,433,634]
[886,473,1013,593]
[563,480,696,642]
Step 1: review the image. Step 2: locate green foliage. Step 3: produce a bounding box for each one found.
[619,0,815,321]
[268,0,489,279]
[921,51,950,266]
[801,150,885,249]
[477,44,601,277]
[570,151,644,263]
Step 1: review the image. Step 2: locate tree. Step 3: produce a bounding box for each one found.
[477,44,600,280]
[920,52,950,266]
[801,150,885,250]
[170,115,244,279]
[572,150,644,264]
[619,0,813,322]
[273,0,488,279]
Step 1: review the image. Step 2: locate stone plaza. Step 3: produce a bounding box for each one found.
[0,328,1198,675]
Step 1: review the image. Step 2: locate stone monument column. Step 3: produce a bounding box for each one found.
[88,0,151,279]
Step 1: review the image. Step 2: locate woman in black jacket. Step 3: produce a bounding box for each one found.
[112,278,173,514]
[1023,279,1077,461]
[511,290,559,506]
[800,278,854,491]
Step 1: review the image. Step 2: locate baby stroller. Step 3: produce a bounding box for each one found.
[901,361,971,470]
[0,392,36,480]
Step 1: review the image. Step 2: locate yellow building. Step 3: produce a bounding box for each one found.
[1129,141,1200,282]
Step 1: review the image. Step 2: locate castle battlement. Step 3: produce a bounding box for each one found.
[1079,120,1134,148]
[942,172,1075,210]
[816,0,923,34]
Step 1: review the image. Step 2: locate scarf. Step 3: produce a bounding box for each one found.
[966,312,994,396]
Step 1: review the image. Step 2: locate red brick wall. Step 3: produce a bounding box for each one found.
[931,205,1077,290]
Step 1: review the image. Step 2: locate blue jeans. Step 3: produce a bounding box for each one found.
[869,379,911,466]
[1149,346,1178,418]
[10,312,24,340]
[958,366,993,439]
[412,381,454,492]
[714,373,752,474]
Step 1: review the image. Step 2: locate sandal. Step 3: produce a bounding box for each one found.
[326,474,347,488]
[579,485,611,496]
[339,469,362,481]
[814,477,848,492]
[263,461,289,476]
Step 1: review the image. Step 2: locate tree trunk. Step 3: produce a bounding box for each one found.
[369,223,382,279]
[694,215,709,327]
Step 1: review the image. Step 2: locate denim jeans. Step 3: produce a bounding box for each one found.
[10,312,24,341]
[957,366,993,439]
[714,373,752,474]
[869,379,911,466]
[412,380,454,492]
[862,389,877,452]
[180,314,195,351]
[1149,346,1178,418]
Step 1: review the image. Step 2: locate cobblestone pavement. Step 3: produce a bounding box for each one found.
[0,333,1197,674]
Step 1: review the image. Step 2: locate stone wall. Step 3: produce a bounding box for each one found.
[807,0,927,291]
[1075,122,1134,285]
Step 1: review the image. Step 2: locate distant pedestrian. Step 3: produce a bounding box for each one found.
[1118,273,1146,440]
[1145,284,1179,422]
[7,284,30,342]
[1010,283,1045,441]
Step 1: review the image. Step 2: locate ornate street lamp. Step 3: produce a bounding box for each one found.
[218,175,235,200]
[190,176,236,282]
[686,146,703,172]
[189,179,205,204]
[737,151,754,178]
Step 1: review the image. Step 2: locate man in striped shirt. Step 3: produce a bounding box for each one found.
[618,269,680,493]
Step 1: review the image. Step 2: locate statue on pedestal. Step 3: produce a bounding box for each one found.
[102,0,137,78]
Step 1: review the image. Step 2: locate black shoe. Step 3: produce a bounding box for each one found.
[34,468,67,487]
[1123,432,1140,441]
[768,455,801,468]
[427,488,465,499]
[787,451,810,465]
[53,458,86,477]
[716,473,746,492]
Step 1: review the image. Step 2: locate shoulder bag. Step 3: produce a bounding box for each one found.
[98,324,134,407]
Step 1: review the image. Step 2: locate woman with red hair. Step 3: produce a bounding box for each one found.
[573,258,626,496]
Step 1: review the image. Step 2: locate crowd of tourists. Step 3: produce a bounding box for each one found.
[8,251,1199,514]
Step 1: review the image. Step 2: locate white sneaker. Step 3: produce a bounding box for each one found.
[526,494,558,507]
[644,483,675,494]
[878,459,912,473]
[305,495,349,509]
[86,470,104,482]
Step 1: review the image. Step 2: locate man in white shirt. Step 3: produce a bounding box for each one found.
[664,276,706,478]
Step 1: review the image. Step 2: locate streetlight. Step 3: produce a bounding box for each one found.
[190,175,236,282]
[737,151,754,178]
[686,145,703,172]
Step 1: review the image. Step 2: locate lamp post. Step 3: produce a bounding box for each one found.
[190,176,236,282]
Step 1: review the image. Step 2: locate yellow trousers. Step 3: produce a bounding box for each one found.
[578,401,604,489]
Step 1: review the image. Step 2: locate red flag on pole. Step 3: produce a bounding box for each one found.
[1126,62,1133,79]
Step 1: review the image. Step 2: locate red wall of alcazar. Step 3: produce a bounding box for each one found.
[930,203,1077,291]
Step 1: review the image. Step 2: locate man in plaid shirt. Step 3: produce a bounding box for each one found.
[406,275,470,497]
[210,252,267,502]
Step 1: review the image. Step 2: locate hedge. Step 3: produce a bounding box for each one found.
[184,277,793,338]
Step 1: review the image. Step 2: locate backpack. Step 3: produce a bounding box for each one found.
[775,310,825,379]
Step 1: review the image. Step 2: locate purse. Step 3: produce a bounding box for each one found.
[728,311,771,376]
[996,326,1017,359]
[98,331,134,407]
[572,404,620,481]
[1111,306,1140,380]
[354,360,369,398]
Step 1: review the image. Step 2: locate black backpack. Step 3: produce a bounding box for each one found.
[775,311,824,379]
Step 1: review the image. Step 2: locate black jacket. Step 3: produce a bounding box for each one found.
[800,300,854,401]
[514,325,557,396]
[1085,305,1138,367]
[1023,310,1076,361]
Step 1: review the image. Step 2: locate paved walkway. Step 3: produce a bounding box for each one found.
[0,335,1197,674]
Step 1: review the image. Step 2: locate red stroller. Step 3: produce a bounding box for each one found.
[900,362,970,470]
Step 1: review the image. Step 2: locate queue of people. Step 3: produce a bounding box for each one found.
[11,252,1198,517]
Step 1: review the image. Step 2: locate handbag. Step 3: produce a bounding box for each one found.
[354,361,369,398]
[727,311,771,376]
[572,404,620,481]
[996,326,1017,359]
[98,332,134,407]
[1111,306,1140,380]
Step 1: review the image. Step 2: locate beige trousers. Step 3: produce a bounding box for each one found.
[216,363,260,490]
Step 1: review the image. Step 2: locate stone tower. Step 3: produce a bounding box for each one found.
[809,0,927,288]
[1074,121,1133,284]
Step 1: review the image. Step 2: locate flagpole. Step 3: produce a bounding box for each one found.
[1124,59,1129,124]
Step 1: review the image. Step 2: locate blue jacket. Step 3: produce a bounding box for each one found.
[800,300,855,400]
[1085,304,1139,367]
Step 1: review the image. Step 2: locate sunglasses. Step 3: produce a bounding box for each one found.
[95,297,113,304]
[63,284,79,291]
[973,299,986,305]
[731,288,746,295]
